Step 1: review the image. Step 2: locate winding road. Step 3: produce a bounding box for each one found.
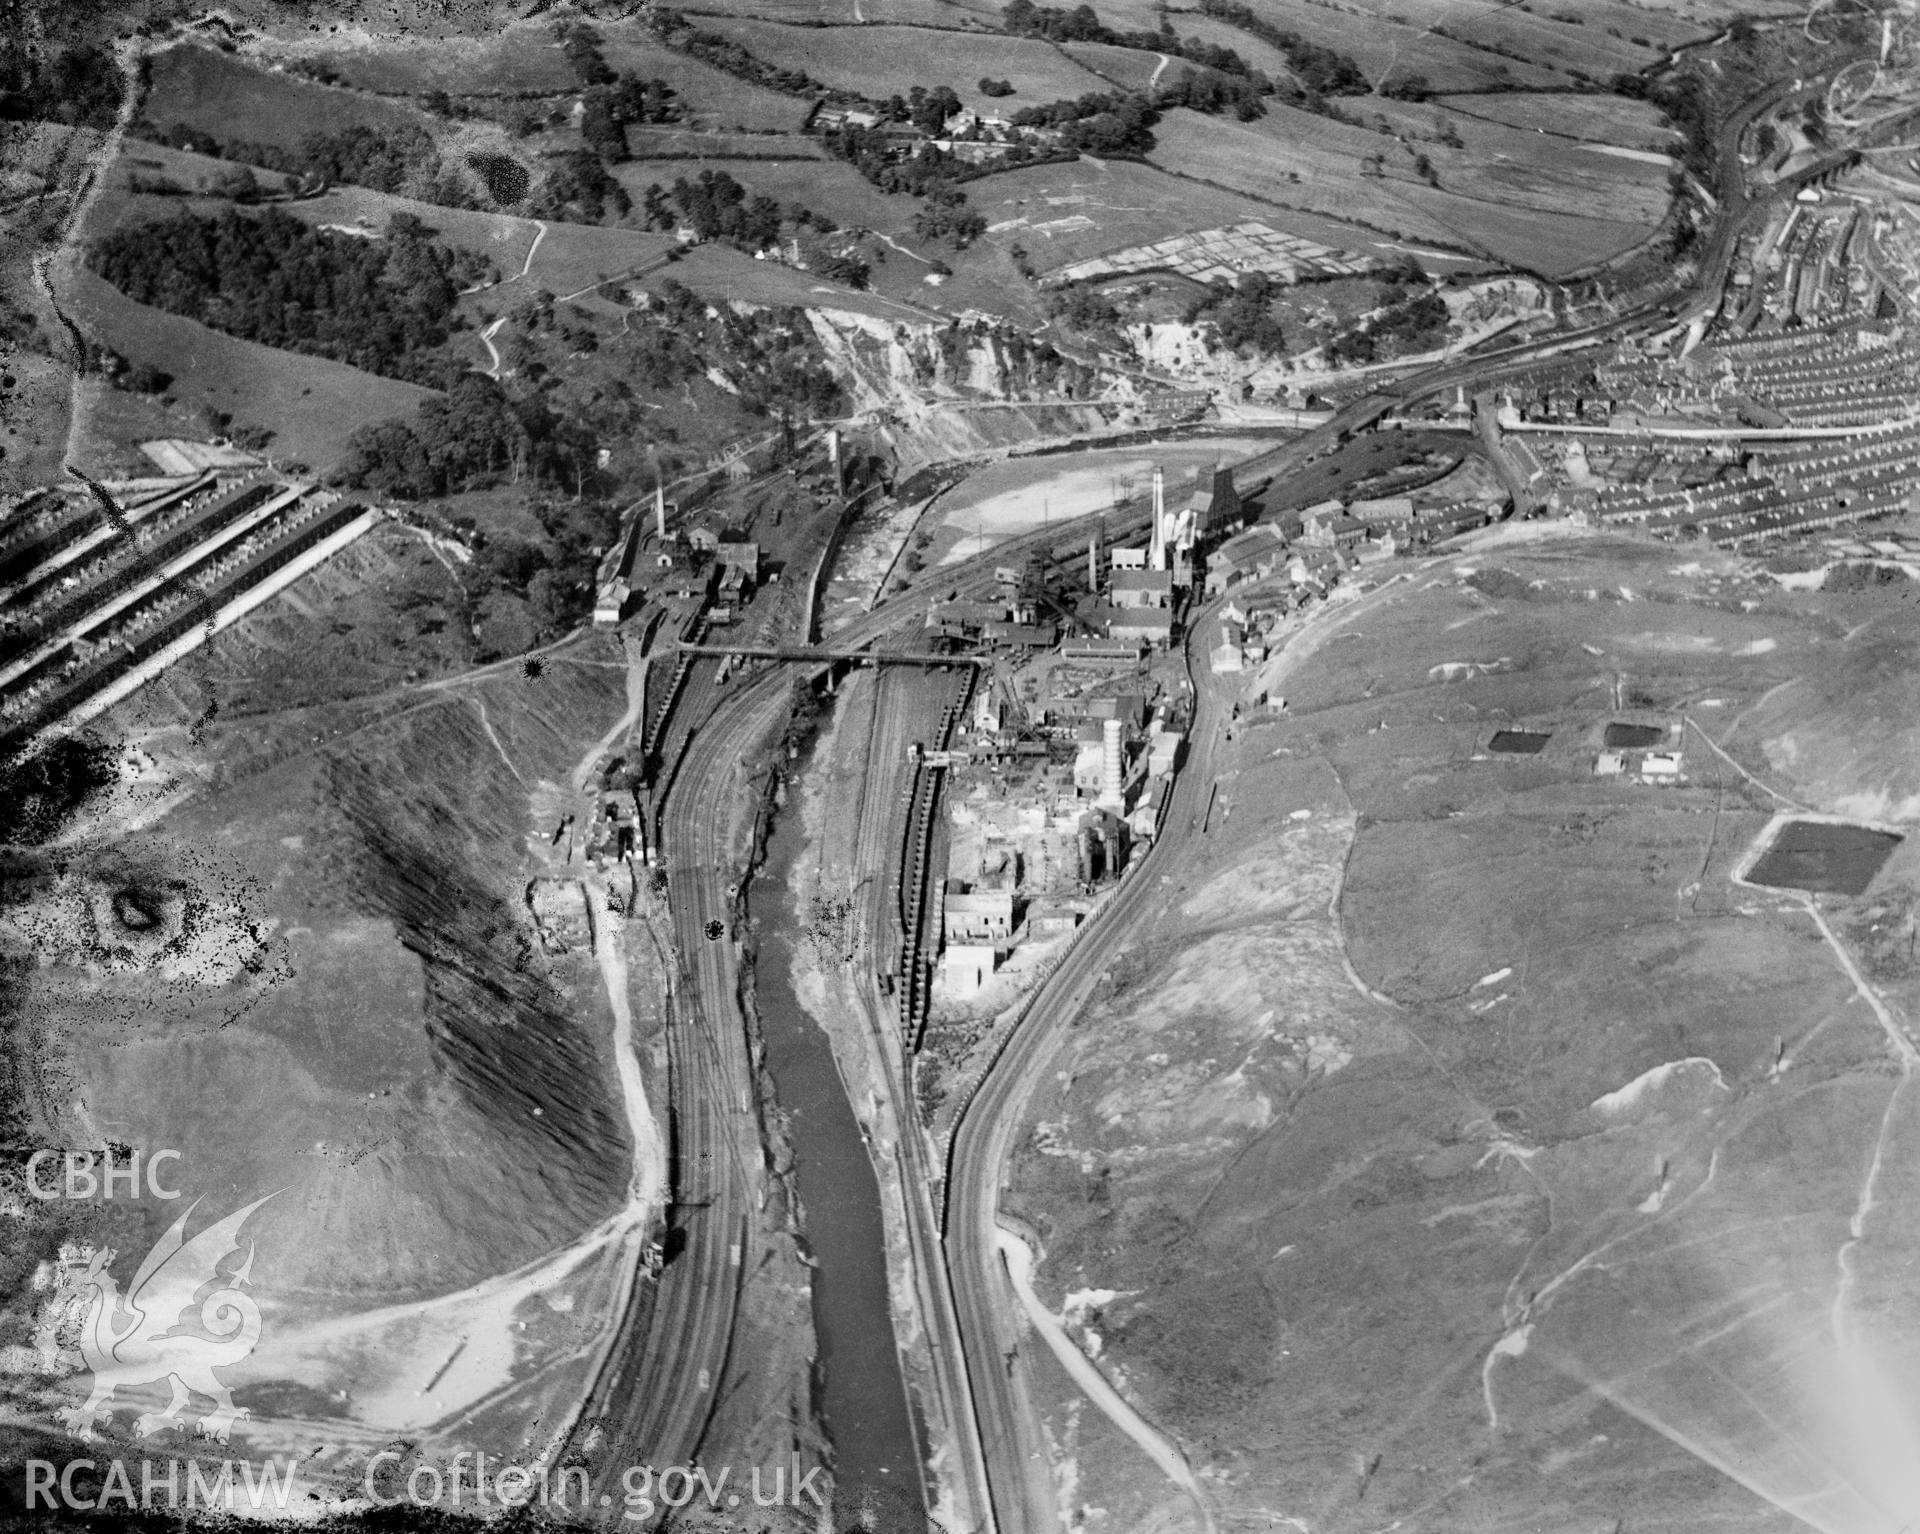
[569,46,1884,1527]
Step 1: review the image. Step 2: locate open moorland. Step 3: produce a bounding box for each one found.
[1008,529,1920,1531]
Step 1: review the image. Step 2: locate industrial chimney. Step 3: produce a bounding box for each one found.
[1153,467,1168,569]
[655,481,667,541]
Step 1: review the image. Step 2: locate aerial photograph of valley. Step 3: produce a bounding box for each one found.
[1,0,1919,1529]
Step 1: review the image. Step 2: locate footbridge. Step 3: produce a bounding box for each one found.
[677,642,987,668]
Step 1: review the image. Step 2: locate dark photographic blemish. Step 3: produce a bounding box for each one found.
[111,889,160,931]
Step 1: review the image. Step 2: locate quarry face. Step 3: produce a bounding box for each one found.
[1004,532,1920,1534]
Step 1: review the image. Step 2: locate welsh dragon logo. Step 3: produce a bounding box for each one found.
[56,1195,274,1443]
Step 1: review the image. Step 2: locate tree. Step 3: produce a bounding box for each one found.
[912,187,987,249]
[908,85,963,134]
[558,21,616,86]
[0,42,123,129]
[641,182,674,231]
[417,373,534,488]
[121,363,171,394]
[580,89,629,162]
[86,207,492,384]
[1051,285,1121,331]
[531,152,631,223]
[341,420,435,497]
[1188,271,1287,356]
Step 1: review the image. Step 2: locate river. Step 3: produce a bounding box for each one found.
[754,779,926,1530]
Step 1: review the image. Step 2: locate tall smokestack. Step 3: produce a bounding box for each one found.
[1150,466,1167,571]
[827,427,843,493]
[655,482,667,540]
[1089,532,1099,592]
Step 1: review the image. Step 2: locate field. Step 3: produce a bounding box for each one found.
[288,185,678,300]
[660,0,1166,28]
[1366,96,1673,221]
[585,24,819,131]
[1057,41,1165,94]
[1437,89,1681,151]
[971,156,1387,275]
[61,268,439,471]
[1173,14,1314,79]
[1149,100,1669,275]
[1148,106,1471,251]
[302,22,817,131]
[93,136,932,364]
[626,127,824,158]
[142,42,429,152]
[1006,529,1920,1530]
[1407,1,1658,79]
[691,19,1115,108]
[1373,0,1722,54]
[1397,182,1665,275]
[305,24,582,95]
[1198,0,1562,93]
[1271,0,1717,83]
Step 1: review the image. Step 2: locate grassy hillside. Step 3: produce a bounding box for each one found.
[62,267,440,471]
[142,41,431,154]
[1009,531,1920,1530]
[694,17,1119,107]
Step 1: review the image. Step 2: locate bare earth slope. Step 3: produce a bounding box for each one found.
[1,617,643,1466]
[1007,531,1920,1533]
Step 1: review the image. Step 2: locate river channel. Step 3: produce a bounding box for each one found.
[754,779,925,1529]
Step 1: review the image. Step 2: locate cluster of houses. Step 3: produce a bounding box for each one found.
[811,102,1056,166]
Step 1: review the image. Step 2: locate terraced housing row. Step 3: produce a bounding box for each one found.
[0,469,382,759]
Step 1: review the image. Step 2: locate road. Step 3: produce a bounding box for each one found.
[577,47,1879,1523]
[943,589,1224,1531]
[934,54,1874,1534]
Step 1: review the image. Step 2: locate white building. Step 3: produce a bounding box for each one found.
[941,944,998,998]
